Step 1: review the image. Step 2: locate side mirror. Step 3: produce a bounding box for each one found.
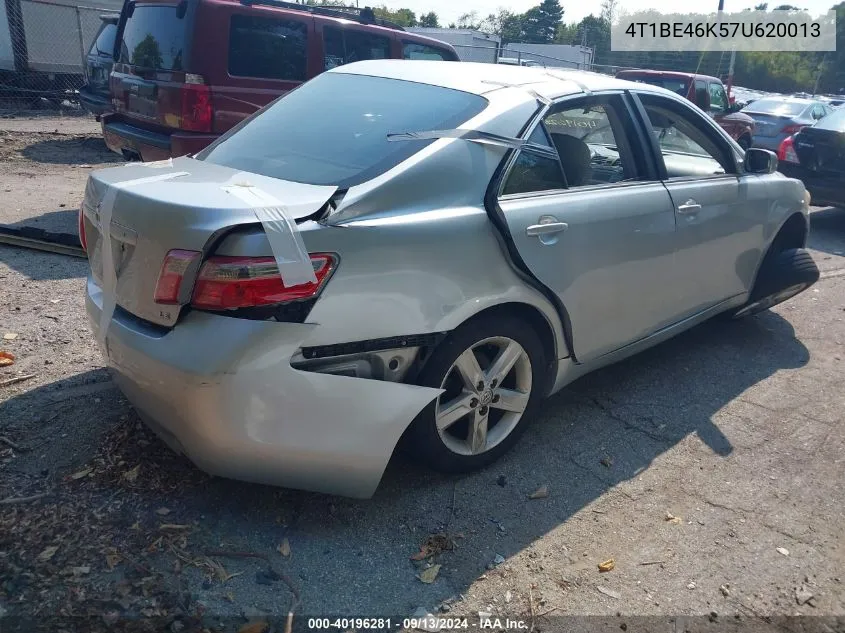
[727,102,742,113]
[743,147,778,174]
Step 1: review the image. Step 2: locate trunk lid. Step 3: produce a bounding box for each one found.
[83,157,336,327]
[746,113,794,137]
[794,127,845,177]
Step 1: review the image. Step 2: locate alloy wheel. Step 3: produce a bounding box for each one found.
[435,336,533,456]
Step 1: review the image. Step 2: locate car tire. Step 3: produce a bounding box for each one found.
[405,315,548,473]
[737,134,752,151]
[731,248,819,319]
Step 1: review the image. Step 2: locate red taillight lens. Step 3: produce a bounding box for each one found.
[777,136,799,164]
[191,254,336,310]
[78,206,87,253]
[154,249,202,304]
[180,83,212,133]
[781,124,805,135]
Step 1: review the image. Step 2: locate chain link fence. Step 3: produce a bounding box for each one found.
[1,0,119,110]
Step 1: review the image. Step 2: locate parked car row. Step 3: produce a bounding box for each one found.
[79,0,459,161]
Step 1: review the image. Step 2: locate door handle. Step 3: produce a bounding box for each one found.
[526,220,569,237]
[677,199,702,215]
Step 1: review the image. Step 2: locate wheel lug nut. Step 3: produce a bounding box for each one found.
[476,381,485,391]
[479,406,488,415]
[492,394,500,403]
[470,398,479,408]
[490,379,497,388]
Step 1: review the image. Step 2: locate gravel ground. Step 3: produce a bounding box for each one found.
[1,116,844,632]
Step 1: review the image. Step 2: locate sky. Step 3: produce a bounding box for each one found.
[392,0,835,28]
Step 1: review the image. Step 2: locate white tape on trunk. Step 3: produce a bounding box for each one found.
[95,171,189,351]
[221,182,319,288]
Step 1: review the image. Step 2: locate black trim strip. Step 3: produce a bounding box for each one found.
[301,333,447,360]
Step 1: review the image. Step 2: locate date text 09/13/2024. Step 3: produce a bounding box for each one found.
[306,617,530,630]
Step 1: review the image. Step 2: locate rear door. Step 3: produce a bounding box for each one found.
[211,9,313,130]
[497,93,681,363]
[634,91,769,314]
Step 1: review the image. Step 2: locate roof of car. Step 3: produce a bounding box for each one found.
[615,69,721,83]
[330,60,669,101]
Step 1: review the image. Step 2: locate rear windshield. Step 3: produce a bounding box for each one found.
[815,108,845,132]
[197,73,488,188]
[624,76,689,96]
[92,21,117,56]
[118,5,189,71]
[745,99,807,116]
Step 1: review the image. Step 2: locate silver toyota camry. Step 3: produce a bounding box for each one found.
[82,61,819,498]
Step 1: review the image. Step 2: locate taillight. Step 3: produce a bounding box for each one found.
[78,206,87,253]
[781,124,805,135]
[180,76,212,133]
[154,249,202,304]
[191,254,336,310]
[777,136,799,164]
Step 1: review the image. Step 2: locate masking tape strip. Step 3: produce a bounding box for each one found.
[480,79,553,105]
[96,171,190,350]
[386,129,559,160]
[221,183,318,288]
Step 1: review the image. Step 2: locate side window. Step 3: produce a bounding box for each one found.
[229,15,308,81]
[708,82,728,114]
[542,100,633,187]
[92,23,117,57]
[502,96,637,195]
[324,27,390,70]
[403,41,452,60]
[502,151,566,196]
[639,94,735,179]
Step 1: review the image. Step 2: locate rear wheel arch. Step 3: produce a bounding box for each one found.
[421,302,560,396]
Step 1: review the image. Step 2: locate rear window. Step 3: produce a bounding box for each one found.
[623,76,689,96]
[197,73,487,188]
[229,15,307,81]
[745,99,807,116]
[402,41,454,61]
[92,21,117,56]
[815,108,845,132]
[118,5,188,71]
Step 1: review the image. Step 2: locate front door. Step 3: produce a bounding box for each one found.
[497,94,679,363]
[634,91,769,315]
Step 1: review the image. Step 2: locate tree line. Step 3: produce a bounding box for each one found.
[303,0,845,94]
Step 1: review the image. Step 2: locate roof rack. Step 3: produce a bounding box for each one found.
[238,0,406,31]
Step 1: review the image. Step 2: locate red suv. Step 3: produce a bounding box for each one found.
[102,0,459,161]
[615,70,756,150]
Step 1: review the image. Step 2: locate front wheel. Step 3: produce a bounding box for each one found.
[731,248,819,319]
[405,315,547,473]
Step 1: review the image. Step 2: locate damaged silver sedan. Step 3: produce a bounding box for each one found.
[82,61,818,497]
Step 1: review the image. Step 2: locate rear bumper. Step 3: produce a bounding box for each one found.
[779,164,845,207]
[85,278,440,498]
[102,117,218,161]
[78,87,111,117]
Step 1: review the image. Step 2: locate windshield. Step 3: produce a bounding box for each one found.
[745,99,808,116]
[197,73,488,188]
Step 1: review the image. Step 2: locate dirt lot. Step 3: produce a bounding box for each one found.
[1,115,844,632]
